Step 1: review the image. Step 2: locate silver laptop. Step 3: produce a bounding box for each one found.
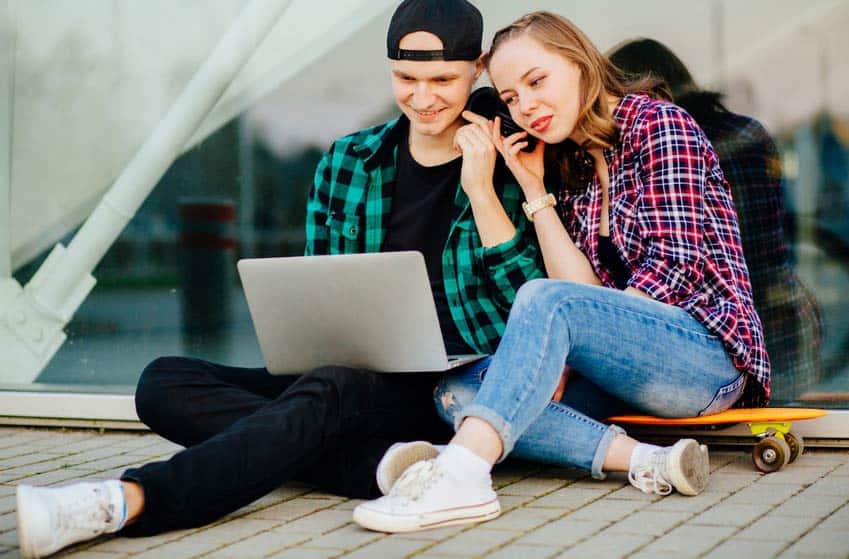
[237,251,487,374]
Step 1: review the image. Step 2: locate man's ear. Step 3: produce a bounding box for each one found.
[474,53,486,80]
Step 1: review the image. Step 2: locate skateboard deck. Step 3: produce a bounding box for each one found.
[607,408,827,473]
[607,407,826,426]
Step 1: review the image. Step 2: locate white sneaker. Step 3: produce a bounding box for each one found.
[17,481,125,558]
[354,459,500,533]
[376,441,441,495]
[628,439,710,496]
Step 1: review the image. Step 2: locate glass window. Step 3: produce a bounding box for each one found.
[3,1,848,427]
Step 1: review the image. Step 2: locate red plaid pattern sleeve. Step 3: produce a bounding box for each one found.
[559,95,770,406]
[628,104,707,304]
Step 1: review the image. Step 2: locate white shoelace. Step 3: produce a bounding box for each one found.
[389,460,443,501]
[628,451,673,495]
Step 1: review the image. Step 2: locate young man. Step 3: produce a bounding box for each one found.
[15,1,543,557]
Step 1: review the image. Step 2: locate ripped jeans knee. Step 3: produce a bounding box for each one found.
[432,358,490,429]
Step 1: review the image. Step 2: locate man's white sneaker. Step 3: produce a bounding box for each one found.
[354,459,500,533]
[628,439,710,496]
[376,441,441,495]
[17,481,125,558]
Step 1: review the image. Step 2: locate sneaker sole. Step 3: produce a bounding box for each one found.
[17,485,38,559]
[353,498,501,533]
[376,442,440,496]
[666,440,710,496]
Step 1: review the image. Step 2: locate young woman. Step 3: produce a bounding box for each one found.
[354,11,769,533]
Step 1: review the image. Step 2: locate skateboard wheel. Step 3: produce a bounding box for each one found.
[785,432,804,463]
[752,437,790,473]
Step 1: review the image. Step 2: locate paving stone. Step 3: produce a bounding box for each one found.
[644,491,726,514]
[703,472,763,494]
[557,532,652,559]
[627,552,687,559]
[524,487,609,509]
[120,541,217,559]
[498,495,534,512]
[277,510,351,535]
[702,537,789,559]
[427,528,518,556]
[638,524,737,557]
[722,482,802,506]
[498,478,568,497]
[805,476,849,497]
[606,510,691,536]
[483,544,559,559]
[337,536,431,558]
[817,504,849,532]
[174,519,279,546]
[604,485,663,502]
[514,519,607,547]
[0,529,17,547]
[773,494,847,519]
[754,466,830,485]
[85,531,189,553]
[0,513,15,533]
[561,476,626,491]
[394,524,467,542]
[266,549,339,559]
[567,498,646,522]
[691,502,773,527]
[200,529,312,559]
[480,507,564,531]
[0,495,16,515]
[736,513,820,542]
[7,468,86,487]
[244,499,340,521]
[57,551,128,558]
[302,524,382,550]
[792,452,849,467]
[780,528,849,557]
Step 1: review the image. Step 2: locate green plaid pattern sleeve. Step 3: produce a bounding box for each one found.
[442,169,545,354]
[304,118,545,354]
[304,147,334,256]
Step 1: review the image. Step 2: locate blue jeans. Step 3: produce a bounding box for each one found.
[436,279,746,479]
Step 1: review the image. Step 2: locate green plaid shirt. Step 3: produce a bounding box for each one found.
[305,117,544,354]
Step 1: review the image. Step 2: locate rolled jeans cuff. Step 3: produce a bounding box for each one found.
[591,424,626,480]
[456,403,516,463]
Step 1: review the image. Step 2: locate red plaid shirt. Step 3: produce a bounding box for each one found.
[557,94,770,406]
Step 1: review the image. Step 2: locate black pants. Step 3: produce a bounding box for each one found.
[120,357,452,536]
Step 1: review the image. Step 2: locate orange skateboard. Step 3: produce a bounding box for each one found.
[607,408,827,473]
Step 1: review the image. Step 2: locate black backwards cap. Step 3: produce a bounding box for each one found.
[387,0,483,61]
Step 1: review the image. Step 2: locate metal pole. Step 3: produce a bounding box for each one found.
[35,0,292,312]
[0,0,17,279]
[0,0,291,383]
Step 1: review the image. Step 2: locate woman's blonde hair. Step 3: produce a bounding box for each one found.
[484,12,665,187]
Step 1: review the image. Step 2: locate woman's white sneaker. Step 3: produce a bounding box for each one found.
[16,481,126,558]
[628,439,710,496]
[376,441,442,495]
[354,459,500,533]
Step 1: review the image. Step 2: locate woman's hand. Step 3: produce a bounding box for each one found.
[490,116,547,199]
[455,111,498,203]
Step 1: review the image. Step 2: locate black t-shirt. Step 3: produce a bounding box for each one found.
[598,235,631,289]
[382,132,474,355]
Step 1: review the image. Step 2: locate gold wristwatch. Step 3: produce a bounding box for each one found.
[522,193,557,222]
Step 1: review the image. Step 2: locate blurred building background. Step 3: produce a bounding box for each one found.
[2,1,848,421]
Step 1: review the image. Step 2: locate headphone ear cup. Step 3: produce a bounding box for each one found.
[466,87,537,153]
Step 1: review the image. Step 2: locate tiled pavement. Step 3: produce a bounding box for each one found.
[0,427,847,559]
